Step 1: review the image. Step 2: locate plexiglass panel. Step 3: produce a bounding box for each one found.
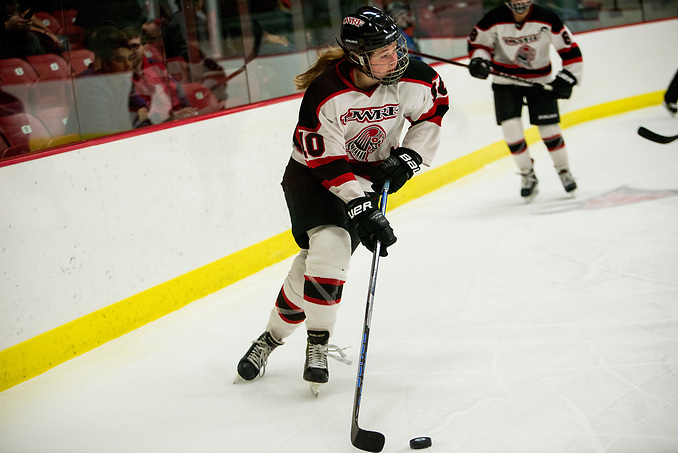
[0,0,674,161]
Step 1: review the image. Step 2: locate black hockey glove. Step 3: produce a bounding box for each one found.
[347,196,396,257]
[548,69,577,99]
[469,57,491,80]
[371,147,422,194]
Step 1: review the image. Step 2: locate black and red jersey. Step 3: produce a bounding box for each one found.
[292,58,449,203]
[468,4,583,85]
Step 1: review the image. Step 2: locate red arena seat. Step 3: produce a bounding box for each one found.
[182,82,224,115]
[0,58,39,108]
[60,23,84,50]
[26,54,71,80]
[63,49,94,76]
[34,105,71,137]
[0,58,39,84]
[34,11,62,34]
[56,9,78,26]
[26,54,73,109]
[0,113,53,153]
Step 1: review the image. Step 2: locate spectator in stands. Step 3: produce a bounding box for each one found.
[1,0,45,57]
[385,1,420,59]
[73,0,145,49]
[123,25,196,123]
[67,26,144,138]
[154,0,228,103]
[248,0,293,54]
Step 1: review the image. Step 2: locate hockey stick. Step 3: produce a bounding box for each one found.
[408,49,553,91]
[351,180,390,453]
[637,126,678,144]
[224,46,259,82]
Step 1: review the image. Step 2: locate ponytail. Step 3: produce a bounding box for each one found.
[294,46,346,91]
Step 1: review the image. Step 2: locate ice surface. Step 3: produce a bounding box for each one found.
[1,107,677,453]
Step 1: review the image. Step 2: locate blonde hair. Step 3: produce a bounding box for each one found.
[294,46,347,91]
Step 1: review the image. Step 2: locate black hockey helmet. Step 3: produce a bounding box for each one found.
[339,6,409,85]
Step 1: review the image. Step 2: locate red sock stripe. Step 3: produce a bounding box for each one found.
[304,295,341,306]
[304,275,345,286]
[275,286,305,324]
[543,134,564,151]
[507,139,527,154]
[303,275,344,307]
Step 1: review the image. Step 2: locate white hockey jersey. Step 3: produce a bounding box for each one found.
[468,4,583,86]
[291,58,449,204]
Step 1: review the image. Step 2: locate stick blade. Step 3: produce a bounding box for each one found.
[351,424,385,452]
[638,126,678,144]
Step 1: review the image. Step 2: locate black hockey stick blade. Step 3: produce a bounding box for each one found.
[637,126,678,144]
[351,422,385,452]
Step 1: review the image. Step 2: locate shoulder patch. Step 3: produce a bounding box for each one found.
[401,58,437,84]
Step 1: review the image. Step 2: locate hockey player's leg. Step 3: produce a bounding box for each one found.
[302,226,351,393]
[502,117,538,201]
[538,124,577,194]
[235,250,307,382]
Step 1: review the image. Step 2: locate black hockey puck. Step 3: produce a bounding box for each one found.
[409,436,432,449]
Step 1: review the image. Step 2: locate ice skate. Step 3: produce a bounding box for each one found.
[303,330,352,397]
[558,169,577,194]
[304,330,330,397]
[234,331,283,383]
[520,168,539,203]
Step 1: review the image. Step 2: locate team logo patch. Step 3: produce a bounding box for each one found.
[514,44,536,69]
[346,125,386,161]
[340,104,398,125]
[343,17,365,27]
[503,32,541,46]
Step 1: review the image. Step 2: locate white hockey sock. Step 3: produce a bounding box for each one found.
[302,226,351,336]
[538,124,570,171]
[266,250,308,340]
[502,118,533,172]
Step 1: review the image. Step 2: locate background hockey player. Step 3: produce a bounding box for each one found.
[467,0,583,202]
[663,68,678,116]
[235,6,448,394]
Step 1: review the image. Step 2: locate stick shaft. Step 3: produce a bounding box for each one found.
[351,181,390,453]
[408,49,552,91]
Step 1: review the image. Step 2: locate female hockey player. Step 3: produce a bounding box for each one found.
[235,6,448,394]
[467,0,583,202]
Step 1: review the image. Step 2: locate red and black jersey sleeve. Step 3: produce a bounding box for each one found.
[292,60,364,202]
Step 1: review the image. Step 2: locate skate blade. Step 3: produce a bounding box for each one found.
[233,373,257,384]
[522,191,539,204]
[309,383,323,398]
